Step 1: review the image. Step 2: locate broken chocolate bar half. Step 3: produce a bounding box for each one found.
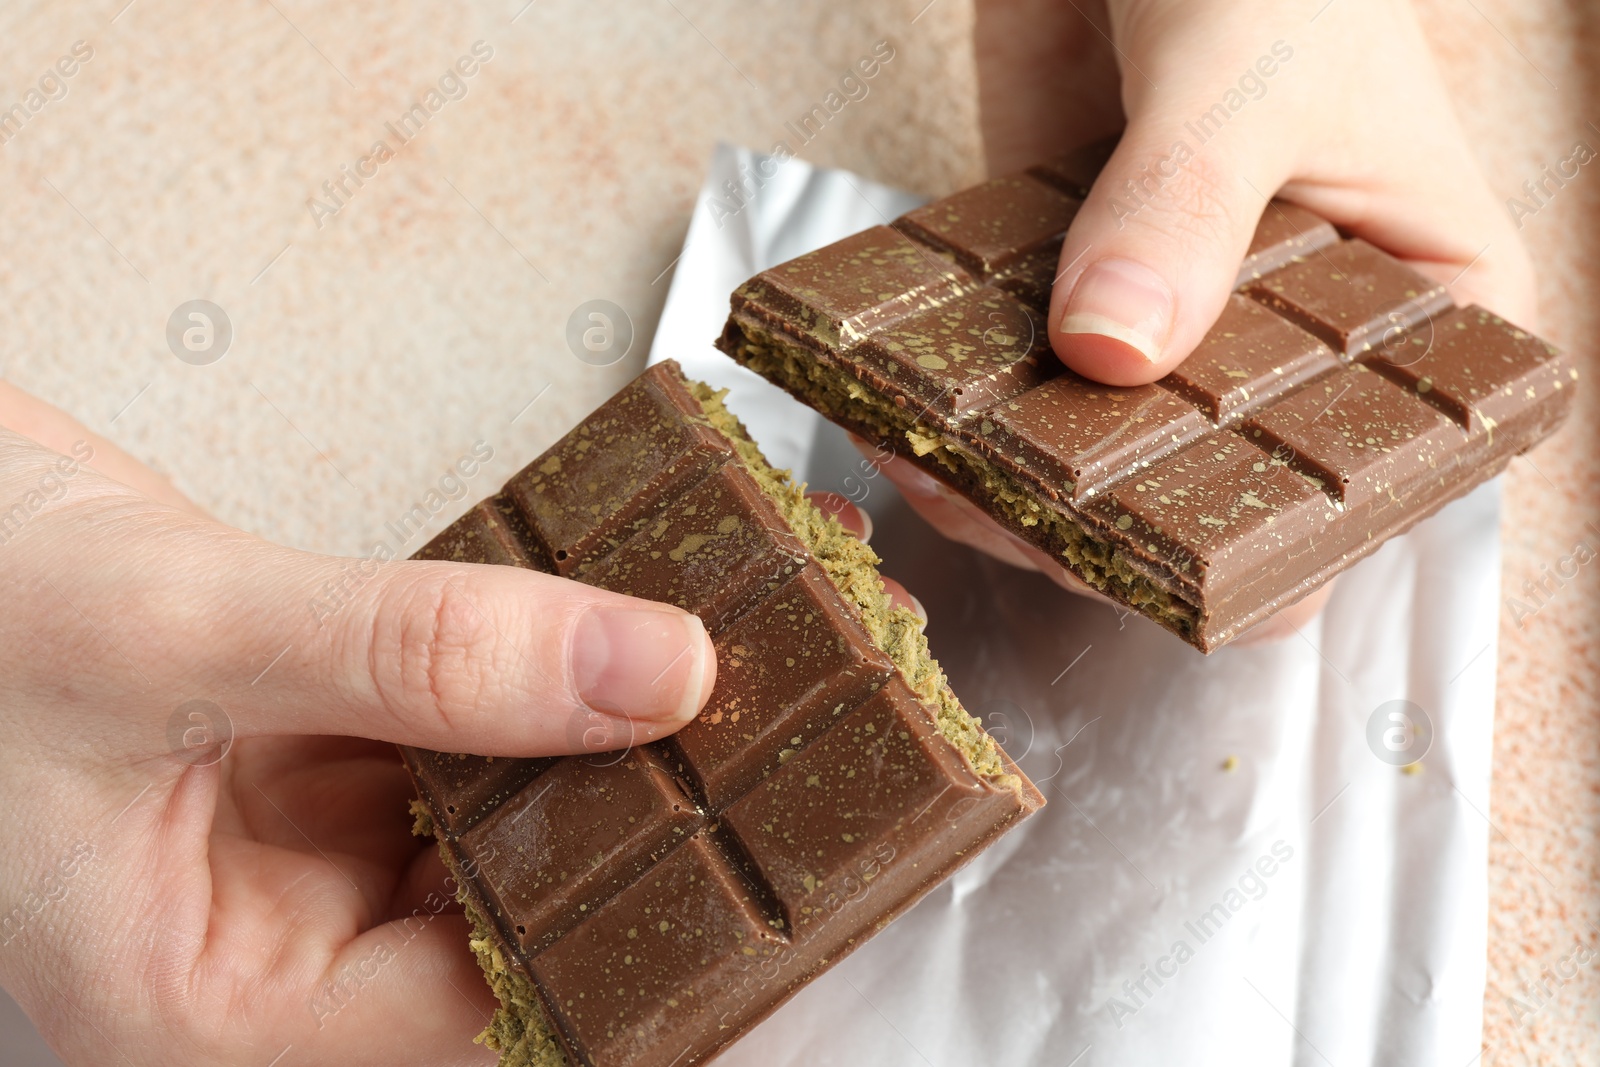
[717,148,1576,651]
[400,361,1042,1067]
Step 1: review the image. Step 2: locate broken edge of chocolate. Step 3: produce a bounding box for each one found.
[716,144,1575,651]
[400,360,1043,1067]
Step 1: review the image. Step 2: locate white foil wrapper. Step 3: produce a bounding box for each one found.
[649,145,1496,1067]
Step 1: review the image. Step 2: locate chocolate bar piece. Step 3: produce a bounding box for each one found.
[718,160,1576,651]
[400,361,1041,1067]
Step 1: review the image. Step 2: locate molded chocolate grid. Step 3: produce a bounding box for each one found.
[720,159,1573,650]
[399,362,1041,1067]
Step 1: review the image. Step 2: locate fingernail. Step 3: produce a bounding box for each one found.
[573,607,713,722]
[1058,257,1172,364]
[907,594,928,629]
[855,508,874,545]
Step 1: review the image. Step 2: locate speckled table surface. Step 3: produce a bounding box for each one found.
[1412,1,1600,1060]
[0,1,1592,1064]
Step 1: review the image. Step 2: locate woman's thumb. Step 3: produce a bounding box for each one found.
[1,438,715,761]
[251,550,719,756]
[1048,110,1290,386]
[2,416,718,761]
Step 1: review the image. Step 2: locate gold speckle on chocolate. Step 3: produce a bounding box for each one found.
[719,173,1571,651]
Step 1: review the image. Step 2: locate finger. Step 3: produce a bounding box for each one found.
[225,737,426,880]
[201,739,429,933]
[1,429,717,759]
[1267,0,1537,328]
[389,842,461,924]
[1277,157,1537,331]
[283,915,500,1066]
[1048,99,1289,385]
[297,558,718,755]
[805,490,873,543]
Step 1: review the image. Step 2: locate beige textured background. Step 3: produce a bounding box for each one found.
[0,0,983,555]
[1414,0,1600,1061]
[0,0,1593,1063]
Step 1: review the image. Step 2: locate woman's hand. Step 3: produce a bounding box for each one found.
[1044,0,1535,382]
[909,0,1536,641]
[0,385,716,1065]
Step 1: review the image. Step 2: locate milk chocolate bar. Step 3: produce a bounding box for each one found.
[400,361,1042,1067]
[717,152,1576,650]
